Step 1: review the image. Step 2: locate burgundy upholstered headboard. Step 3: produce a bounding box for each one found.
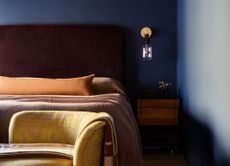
[0,25,123,81]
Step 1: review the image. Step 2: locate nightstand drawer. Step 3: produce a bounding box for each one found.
[137,99,179,125]
[138,108,177,119]
[138,99,179,108]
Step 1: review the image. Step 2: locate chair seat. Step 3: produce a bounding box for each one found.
[0,143,74,166]
[0,157,72,166]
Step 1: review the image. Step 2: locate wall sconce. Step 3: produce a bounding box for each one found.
[140,27,153,61]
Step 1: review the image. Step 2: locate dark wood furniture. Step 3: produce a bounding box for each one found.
[137,99,180,152]
[137,99,179,126]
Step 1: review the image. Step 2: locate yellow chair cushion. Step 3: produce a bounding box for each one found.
[0,143,73,166]
[0,158,72,166]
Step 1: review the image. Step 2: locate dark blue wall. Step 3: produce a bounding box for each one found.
[0,0,177,105]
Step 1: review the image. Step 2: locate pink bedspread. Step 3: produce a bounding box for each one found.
[0,93,142,166]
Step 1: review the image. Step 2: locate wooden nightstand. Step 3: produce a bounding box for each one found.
[137,99,180,152]
[137,99,179,126]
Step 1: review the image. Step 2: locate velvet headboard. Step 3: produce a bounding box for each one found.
[0,25,123,81]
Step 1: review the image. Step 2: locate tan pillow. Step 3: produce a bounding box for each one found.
[92,77,126,95]
[0,74,94,95]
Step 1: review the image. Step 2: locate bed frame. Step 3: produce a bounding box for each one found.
[0,25,123,81]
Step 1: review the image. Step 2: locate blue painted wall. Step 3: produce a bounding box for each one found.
[0,0,177,104]
[178,0,230,165]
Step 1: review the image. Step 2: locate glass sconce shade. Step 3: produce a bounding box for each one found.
[142,38,152,61]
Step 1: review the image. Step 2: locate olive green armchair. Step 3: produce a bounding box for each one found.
[0,111,106,166]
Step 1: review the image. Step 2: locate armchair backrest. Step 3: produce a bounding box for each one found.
[9,110,102,145]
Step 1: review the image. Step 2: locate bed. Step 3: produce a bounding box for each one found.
[0,25,141,166]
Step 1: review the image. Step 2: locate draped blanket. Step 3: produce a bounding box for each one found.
[78,112,118,166]
[0,94,142,166]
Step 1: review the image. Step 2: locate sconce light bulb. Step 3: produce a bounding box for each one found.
[142,43,152,61]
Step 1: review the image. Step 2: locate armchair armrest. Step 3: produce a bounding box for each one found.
[73,121,105,166]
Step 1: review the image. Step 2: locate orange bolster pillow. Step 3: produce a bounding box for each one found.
[0,74,94,95]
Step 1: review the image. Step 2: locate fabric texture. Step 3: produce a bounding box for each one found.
[0,75,94,95]
[5,111,109,166]
[74,112,118,166]
[0,94,142,166]
[0,25,123,81]
[92,77,126,96]
[0,157,72,166]
[0,143,74,158]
